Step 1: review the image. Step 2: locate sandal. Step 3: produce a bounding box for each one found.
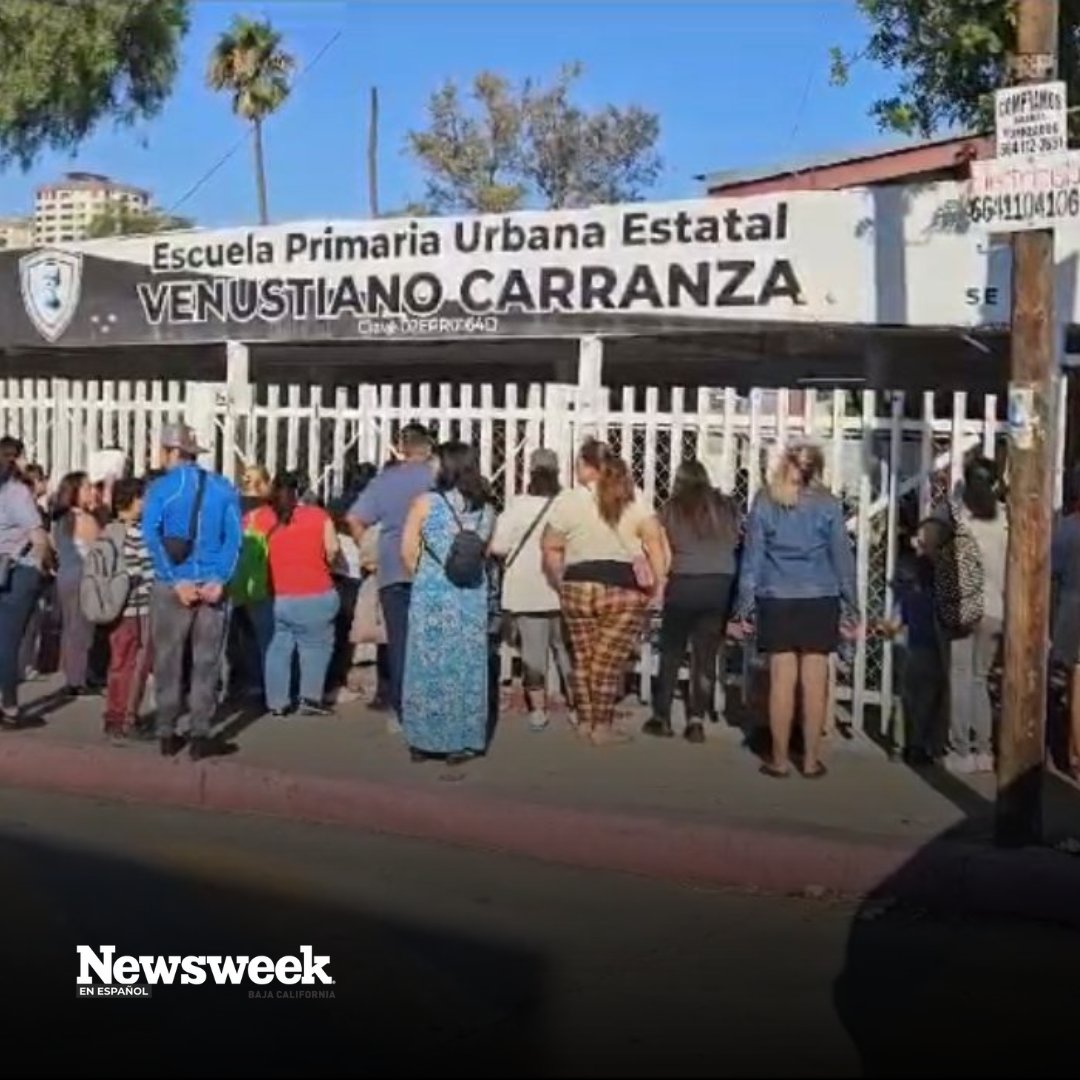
[802,761,829,780]
[588,725,633,747]
[445,750,480,767]
[759,762,791,779]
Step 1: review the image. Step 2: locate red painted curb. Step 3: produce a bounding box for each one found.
[0,734,1078,922]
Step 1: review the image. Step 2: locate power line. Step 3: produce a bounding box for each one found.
[786,58,818,153]
[167,29,344,216]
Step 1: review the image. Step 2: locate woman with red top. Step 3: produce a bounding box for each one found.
[250,472,341,717]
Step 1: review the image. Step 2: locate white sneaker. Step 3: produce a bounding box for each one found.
[944,753,974,775]
[973,752,995,774]
[386,714,403,736]
[528,710,549,732]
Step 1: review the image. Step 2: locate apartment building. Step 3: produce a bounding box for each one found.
[0,216,33,249]
[34,172,151,245]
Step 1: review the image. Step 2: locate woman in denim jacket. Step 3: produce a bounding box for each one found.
[730,440,859,778]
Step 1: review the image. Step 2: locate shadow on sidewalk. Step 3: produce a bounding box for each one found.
[0,826,550,1078]
[214,699,269,744]
[834,765,1080,1078]
[13,687,84,728]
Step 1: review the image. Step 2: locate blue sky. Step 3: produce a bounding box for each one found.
[0,0,902,227]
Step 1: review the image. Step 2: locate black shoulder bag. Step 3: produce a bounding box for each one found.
[0,542,30,592]
[504,497,555,571]
[162,469,208,567]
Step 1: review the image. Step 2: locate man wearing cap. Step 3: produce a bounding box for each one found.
[142,423,242,759]
[489,447,571,731]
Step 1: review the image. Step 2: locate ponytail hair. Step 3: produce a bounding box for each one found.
[580,438,634,526]
[269,470,303,527]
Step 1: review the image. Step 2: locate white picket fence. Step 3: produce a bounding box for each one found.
[0,374,1066,733]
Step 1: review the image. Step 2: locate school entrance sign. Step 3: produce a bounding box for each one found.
[0,195,873,348]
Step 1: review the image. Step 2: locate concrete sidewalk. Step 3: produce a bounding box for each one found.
[3,676,1080,922]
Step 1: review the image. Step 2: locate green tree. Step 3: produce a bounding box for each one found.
[207,15,295,225]
[407,63,662,213]
[831,0,1080,137]
[0,0,190,171]
[521,63,661,208]
[85,204,194,239]
[407,73,526,214]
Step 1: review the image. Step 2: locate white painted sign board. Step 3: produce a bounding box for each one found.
[967,151,1080,232]
[995,80,1068,158]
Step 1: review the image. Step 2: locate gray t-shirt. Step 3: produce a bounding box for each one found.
[661,501,738,577]
[349,461,434,588]
[0,478,41,566]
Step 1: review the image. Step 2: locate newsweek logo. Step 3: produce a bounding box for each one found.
[76,945,335,999]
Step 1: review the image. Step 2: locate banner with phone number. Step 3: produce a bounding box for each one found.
[966,152,1080,232]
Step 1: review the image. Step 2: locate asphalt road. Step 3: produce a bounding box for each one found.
[0,788,1074,1078]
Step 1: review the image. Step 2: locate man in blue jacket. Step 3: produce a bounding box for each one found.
[143,424,242,760]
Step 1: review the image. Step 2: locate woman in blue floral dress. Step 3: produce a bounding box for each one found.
[400,441,495,765]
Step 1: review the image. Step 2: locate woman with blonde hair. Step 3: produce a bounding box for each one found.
[542,439,668,746]
[228,462,274,699]
[239,464,271,513]
[730,439,858,778]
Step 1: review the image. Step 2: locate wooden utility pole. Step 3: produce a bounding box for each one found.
[367,86,380,218]
[998,0,1059,847]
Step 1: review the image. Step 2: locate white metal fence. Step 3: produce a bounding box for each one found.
[1,374,1064,733]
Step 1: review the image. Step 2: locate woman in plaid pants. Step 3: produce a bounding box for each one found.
[541,440,668,746]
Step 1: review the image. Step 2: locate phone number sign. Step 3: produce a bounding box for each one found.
[966,152,1080,232]
[995,81,1067,159]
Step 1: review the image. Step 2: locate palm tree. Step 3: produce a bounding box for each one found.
[207,16,295,225]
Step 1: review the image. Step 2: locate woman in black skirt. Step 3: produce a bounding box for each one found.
[729,440,859,778]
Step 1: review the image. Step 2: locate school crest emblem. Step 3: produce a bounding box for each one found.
[19,249,83,342]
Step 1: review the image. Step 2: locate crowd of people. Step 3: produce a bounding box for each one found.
[0,417,1071,780]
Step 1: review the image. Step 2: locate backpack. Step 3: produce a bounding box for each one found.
[433,493,487,589]
[932,503,985,638]
[79,522,131,625]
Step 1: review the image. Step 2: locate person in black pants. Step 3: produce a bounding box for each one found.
[644,460,740,744]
